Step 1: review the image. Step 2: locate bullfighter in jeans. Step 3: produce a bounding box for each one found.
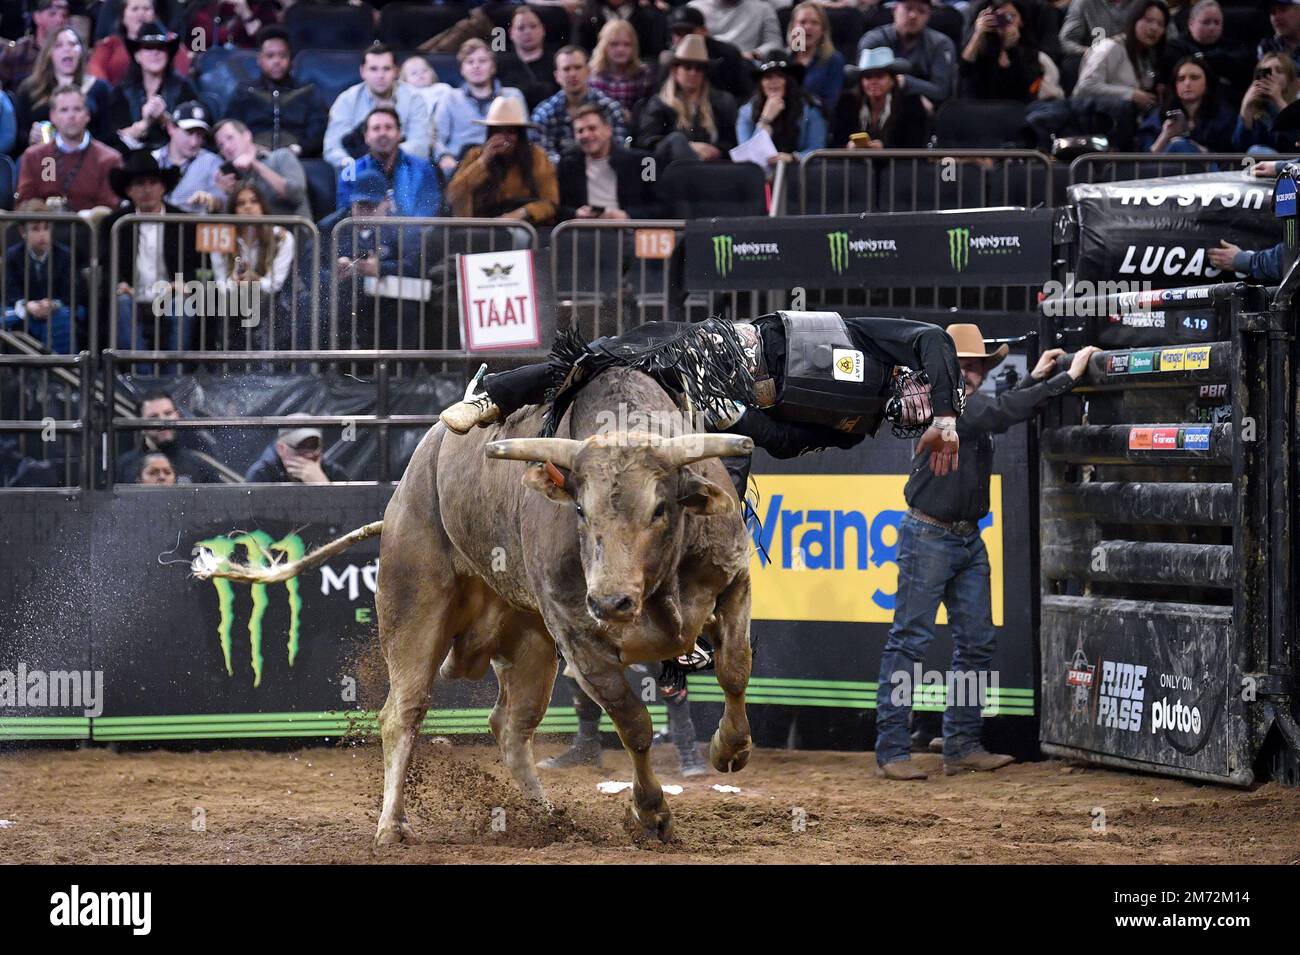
[875,324,1099,780]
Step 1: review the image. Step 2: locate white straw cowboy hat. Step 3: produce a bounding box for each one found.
[473,96,539,129]
[946,323,1009,370]
[669,33,715,66]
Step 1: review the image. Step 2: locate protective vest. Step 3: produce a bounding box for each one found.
[761,311,891,435]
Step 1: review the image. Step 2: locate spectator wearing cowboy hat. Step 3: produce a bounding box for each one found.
[446,96,558,224]
[153,100,224,212]
[874,324,1100,781]
[736,49,828,165]
[636,33,739,166]
[15,84,122,212]
[101,150,204,356]
[108,20,201,153]
[857,0,957,106]
[832,47,930,149]
[657,4,751,102]
[245,414,350,484]
[88,0,193,88]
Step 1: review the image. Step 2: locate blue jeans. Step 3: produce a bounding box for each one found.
[116,293,195,373]
[4,304,81,353]
[875,513,996,765]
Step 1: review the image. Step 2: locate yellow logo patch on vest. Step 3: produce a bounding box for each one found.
[832,348,864,382]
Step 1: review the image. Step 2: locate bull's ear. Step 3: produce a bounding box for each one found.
[522,461,573,503]
[678,471,736,516]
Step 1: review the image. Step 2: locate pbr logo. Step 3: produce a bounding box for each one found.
[194,530,305,688]
[1065,641,1095,717]
[711,234,780,277]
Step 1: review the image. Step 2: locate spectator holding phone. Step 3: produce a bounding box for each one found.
[212,117,311,220]
[1137,54,1233,152]
[832,47,930,149]
[1233,53,1299,153]
[959,0,1062,102]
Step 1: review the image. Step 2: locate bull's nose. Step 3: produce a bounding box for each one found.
[587,593,639,622]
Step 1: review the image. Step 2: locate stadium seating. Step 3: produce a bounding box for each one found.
[302,158,339,220]
[397,50,463,86]
[825,8,866,63]
[935,99,1029,149]
[0,156,14,211]
[283,2,377,51]
[293,49,366,106]
[378,3,470,47]
[927,4,965,48]
[193,47,262,120]
[660,161,768,218]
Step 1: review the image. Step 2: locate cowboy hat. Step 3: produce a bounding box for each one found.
[125,21,181,56]
[853,47,910,77]
[111,150,181,196]
[669,34,716,67]
[472,96,539,129]
[753,49,806,84]
[946,323,1009,370]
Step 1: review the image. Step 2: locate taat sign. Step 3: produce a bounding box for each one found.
[456,248,541,352]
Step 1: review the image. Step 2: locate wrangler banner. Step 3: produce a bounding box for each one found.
[683,209,1055,291]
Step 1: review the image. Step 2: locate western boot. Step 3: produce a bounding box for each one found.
[877,759,929,781]
[944,748,1015,775]
[440,393,501,434]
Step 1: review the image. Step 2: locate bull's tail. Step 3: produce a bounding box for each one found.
[190,520,384,584]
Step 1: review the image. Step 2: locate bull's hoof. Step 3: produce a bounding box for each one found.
[625,802,675,844]
[709,730,752,773]
[374,818,418,848]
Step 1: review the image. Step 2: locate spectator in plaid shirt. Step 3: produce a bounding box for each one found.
[530,46,628,163]
[588,19,657,124]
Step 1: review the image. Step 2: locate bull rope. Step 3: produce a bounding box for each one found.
[191,520,384,584]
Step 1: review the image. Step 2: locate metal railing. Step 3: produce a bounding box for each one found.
[1068,152,1300,185]
[0,351,93,489]
[0,212,100,355]
[799,148,1055,215]
[327,216,537,368]
[106,212,321,374]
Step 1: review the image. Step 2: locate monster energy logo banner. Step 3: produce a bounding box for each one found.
[828,231,898,273]
[946,228,1022,272]
[712,235,780,277]
[197,530,304,687]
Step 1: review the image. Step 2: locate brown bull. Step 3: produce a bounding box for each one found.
[196,366,756,844]
[374,366,754,844]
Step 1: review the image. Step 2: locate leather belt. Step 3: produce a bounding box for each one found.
[908,507,979,537]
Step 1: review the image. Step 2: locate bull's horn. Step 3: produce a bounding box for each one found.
[659,433,754,467]
[485,437,584,468]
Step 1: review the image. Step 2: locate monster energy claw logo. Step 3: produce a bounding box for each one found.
[947,227,971,272]
[713,234,734,276]
[827,231,849,274]
[196,530,304,687]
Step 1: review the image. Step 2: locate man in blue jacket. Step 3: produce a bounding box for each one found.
[1208,238,1284,283]
[336,107,442,218]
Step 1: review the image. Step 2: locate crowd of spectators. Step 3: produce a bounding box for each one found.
[0,0,1296,483]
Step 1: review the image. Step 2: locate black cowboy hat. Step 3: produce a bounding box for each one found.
[752,49,806,84]
[125,21,181,56]
[110,150,181,196]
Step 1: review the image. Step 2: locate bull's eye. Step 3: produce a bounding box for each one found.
[653,501,666,520]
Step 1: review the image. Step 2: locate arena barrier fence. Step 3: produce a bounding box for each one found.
[106,212,320,374]
[0,212,100,356]
[1036,280,1298,785]
[799,148,1055,216]
[326,216,538,372]
[0,351,93,489]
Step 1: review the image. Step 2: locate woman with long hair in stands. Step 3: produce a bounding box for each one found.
[635,34,738,165]
[108,20,201,152]
[14,26,114,147]
[88,0,191,87]
[831,47,930,149]
[787,1,844,109]
[210,180,297,348]
[1073,0,1169,118]
[588,18,655,124]
[446,96,558,225]
[1137,53,1233,153]
[1233,51,1300,153]
[736,51,828,166]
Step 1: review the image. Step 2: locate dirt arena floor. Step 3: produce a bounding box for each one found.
[2,740,1298,864]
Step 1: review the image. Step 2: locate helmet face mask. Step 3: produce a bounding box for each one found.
[886,367,935,437]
